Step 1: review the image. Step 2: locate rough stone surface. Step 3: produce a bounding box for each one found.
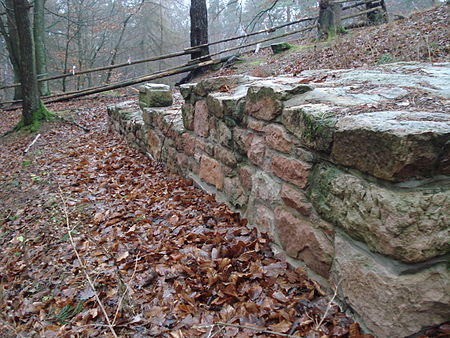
[282,105,336,153]
[272,156,311,189]
[196,139,214,156]
[331,233,450,338]
[332,111,450,181]
[146,129,161,159]
[245,86,283,121]
[254,204,275,237]
[216,120,232,147]
[247,136,266,167]
[181,103,195,131]
[182,133,196,156]
[233,127,252,155]
[275,208,334,278]
[206,90,247,120]
[224,177,248,209]
[252,172,280,204]
[264,124,293,154]
[239,165,253,191]
[214,145,237,167]
[281,184,312,216]
[142,108,157,127]
[139,83,173,108]
[194,75,254,97]
[199,156,224,190]
[193,101,210,138]
[247,117,267,132]
[179,83,196,100]
[309,164,450,263]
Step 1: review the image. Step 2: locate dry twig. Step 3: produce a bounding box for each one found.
[58,186,118,338]
[24,133,41,154]
[198,322,303,337]
[112,253,140,326]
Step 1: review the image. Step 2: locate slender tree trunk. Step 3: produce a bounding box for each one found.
[62,0,71,92]
[366,0,388,24]
[318,0,342,38]
[13,0,41,127]
[190,0,210,61]
[33,0,50,96]
[3,0,22,100]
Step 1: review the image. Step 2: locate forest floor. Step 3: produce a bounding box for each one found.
[0,97,366,337]
[0,4,449,338]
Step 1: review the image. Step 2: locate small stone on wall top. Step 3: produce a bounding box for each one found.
[139,83,173,108]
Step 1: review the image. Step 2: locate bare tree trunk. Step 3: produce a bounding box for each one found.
[1,0,22,100]
[178,0,210,84]
[13,0,41,127]
[34,0,50,96]
[318,0,342,38]
[62,0,71,92]
[190,0,210,61]
[366,0,388,24]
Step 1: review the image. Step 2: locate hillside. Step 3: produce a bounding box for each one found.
[209,5,449,78]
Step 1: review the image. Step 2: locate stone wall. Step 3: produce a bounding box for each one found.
[108,63,450,338]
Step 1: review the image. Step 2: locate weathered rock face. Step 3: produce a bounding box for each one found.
[272,156,311,189]
[194,101,210,138]
[275,208,334,278]
[199,155,224,190]
[308,164,450,263]
[331,234,450,338]
[139,83,173,108]
[108,62,450,337]
[332,111,450,181]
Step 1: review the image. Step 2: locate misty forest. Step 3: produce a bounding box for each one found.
[0,0,449,337]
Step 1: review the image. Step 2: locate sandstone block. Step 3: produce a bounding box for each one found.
[224,177,248,209]
[282,105,336,153]
[331,234,450,338]
[239,165,254,192]
[196,139,214,156]
[214,145,237,167]
[254,204,275,238]
[247,117,266,132]
[308,164,450,262]
[181,103,195,131]
[247,136,266,167]
[245,86,283,121]
[194,101,209,138]
[176,152,189,172]
[142,108,157,127]
[146,129,161,160]
[275,208,334,278]
[331,111,450,181]
[264,124,293,153]
[272,156,311,189]
[252,171,280,204]
[139,83,173,108]
[216,120,232,147]
[199,156,224,190]
[281,184,312,216]
[179,83,196,100]
[233,127,253,155]
[182,133,196,156]
[194,75,248,97]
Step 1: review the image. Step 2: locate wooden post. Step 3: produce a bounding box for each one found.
[318,0,343,38]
